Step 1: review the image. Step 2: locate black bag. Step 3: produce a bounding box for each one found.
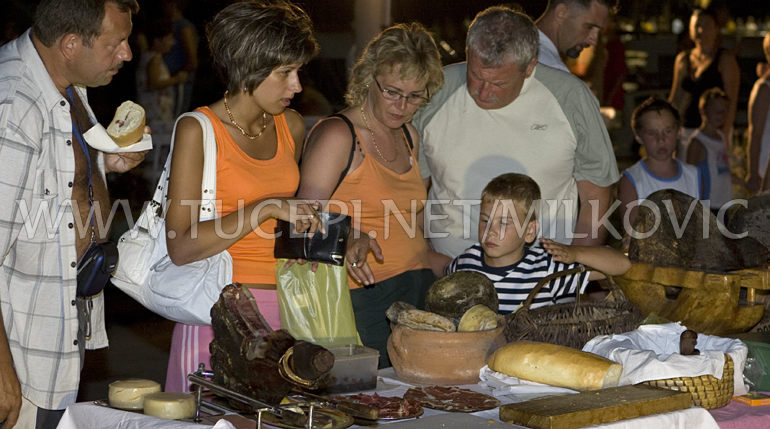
[274,212,351,265]
[77,240,119,297]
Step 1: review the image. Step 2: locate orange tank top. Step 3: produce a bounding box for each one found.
[332,129,430,289]
[198,106,299,284]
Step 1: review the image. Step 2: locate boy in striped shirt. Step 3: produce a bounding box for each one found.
[445,173,631,314]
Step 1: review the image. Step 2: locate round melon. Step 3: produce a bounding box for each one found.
[425,271,498,320]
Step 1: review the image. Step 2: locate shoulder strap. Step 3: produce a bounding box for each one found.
[142,111,217,229]
[401,124,414,149]
[329,113,356,195]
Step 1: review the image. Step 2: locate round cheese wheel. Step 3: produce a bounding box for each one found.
[108,379,161,410]
[143,392,196,420]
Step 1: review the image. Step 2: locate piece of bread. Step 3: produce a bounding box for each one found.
[143,392,196,419]
[488,341,622,391]
[106,100,145,146]
[397,309,456,332]
[108,378,161,410]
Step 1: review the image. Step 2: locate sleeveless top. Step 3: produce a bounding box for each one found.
[690,129,732,208]
[622,159,701,202]
[681,49,726,128]
[331,129,431,289]
[198,106,299,284]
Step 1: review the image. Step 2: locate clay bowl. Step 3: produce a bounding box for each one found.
[386,319,505,385]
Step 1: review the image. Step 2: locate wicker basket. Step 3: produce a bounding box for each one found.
[641,354,734,410]
[505,266,643,349]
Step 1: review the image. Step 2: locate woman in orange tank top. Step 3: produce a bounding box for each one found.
[297,23,446,368]
[163,2,320,392]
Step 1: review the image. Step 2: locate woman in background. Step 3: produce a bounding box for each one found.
[668,6,739,150]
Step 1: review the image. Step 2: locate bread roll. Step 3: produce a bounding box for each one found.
[143,392,196,419]
[108,379,161,410]
[457,304,498,332]
[106,100,145,147]
[488,341,622,391]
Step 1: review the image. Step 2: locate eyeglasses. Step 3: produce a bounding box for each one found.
[373,78,428,105]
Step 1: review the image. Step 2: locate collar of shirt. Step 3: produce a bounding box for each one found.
[537,28,570,73]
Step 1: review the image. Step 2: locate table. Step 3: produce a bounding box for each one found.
[60,369,768,429]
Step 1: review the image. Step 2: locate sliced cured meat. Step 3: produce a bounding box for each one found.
[334,392,423,420]
[404,385,501,412]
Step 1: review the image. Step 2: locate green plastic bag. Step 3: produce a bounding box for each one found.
[275,259,361,347]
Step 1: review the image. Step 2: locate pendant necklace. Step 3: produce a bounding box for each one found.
[360,105,396,163]
[223,90,268,140]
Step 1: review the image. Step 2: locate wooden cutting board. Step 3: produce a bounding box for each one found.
[499,385,692,429]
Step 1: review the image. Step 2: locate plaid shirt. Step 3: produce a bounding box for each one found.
[0,30,107,410]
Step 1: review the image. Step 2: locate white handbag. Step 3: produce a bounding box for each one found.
[111,111,233,326]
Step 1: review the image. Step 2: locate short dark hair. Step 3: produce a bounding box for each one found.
[481,173,541,219]
[547,0,619,15]
[631,97,681,134]
[206,1,318,94]
[699,87,728,110]
[33,0,139,48]
[466,6,538,70]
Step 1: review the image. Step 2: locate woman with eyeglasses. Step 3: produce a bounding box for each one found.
[295,23,444,368]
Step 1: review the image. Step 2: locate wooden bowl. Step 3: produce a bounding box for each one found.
[386,320,505,385]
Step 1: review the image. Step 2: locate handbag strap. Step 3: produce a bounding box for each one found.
[137,111,217,231]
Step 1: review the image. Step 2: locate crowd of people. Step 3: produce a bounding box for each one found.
[1,0,769,427]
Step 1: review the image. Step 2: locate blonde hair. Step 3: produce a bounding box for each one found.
[345,22,443,107]
[481,173,541,219]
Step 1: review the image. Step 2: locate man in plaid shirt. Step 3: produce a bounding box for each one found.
[0,1,145,427]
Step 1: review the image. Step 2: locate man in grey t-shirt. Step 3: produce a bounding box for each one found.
[414,6,618,262]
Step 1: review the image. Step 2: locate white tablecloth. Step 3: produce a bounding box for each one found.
[58,369,721,429]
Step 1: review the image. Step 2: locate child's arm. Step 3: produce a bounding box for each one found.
[540,238,631,281]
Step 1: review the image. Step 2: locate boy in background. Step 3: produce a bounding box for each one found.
[618,97,701,225]
[686,88,734,212]
[445,173,631,314]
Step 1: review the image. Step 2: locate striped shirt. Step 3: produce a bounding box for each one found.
[446,244,590,314]
[0,30,108,410]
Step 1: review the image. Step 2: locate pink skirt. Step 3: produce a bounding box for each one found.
[164,289,282,393]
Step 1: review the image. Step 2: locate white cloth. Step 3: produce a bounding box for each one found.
[538,29,569,72]
[583,322,749,396]
[622,159,701,202]
[413,63,618,256]
[57,369,722,429]
[57,403,236,429]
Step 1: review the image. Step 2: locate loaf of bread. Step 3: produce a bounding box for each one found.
[143,392,196,419]
[488,341,622,391]
[106,100,145,147]
[107,379,161,410]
